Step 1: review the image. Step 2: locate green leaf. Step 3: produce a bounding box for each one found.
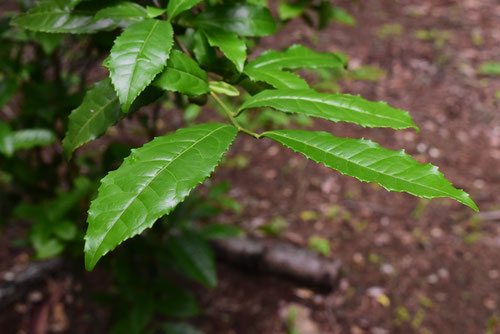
[146,6,166,18]
[239,89,418,130]
[63,78,121,157]
[167,0,202,21]
[0,75,19,108]
[94,2,148,27]
[202,28,246,72]
[0,122,13,157]
[278,0,309,20]
[163,322,203,334]
[166,231,216,287]
[192,30,216,67]
[31,235,64,259]
[154,50,209,96]
[157,284,199,317]
[106,19,173,112]
[11,2,114,34]
[10,129,56,152]
[244,67,309,89]
[193,4,276,37]
[246,44,346,70]
[478,62,500,76]
[330,5,356,26]
[53,220,78,241]
[263,129,478,211]
[30,32,63,54]
[200,223,243,239]
[84,123,237,270]
[209,81,239,96]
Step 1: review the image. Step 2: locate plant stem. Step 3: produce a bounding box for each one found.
[210,92,261,138]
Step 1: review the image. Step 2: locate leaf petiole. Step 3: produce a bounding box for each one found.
[210,92,261,138]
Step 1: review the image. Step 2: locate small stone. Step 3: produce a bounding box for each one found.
[488,270,499,279]
[371,327,389,334]
[427,274,439,284]
[295,288,314,299]
[431,228,443,238]
[350,325,365,334]
[381,264,395,275]
[416,143,427,153]
[367,286,385,298]
[266,145,280,156]
[438,268,449,280]
[473,179,485,189]
[3,271,15,281]
[374,233,391,246]
[380,217,390,226]
[483,298,497,310]
[27,291,43,303]
[429,147,440,158]
[353,253,364,265]
[263,169,277,179]
[14,303,27,314]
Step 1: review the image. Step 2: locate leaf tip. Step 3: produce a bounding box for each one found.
[461,193,479,212]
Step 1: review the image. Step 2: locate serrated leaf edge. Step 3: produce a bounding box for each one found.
[263,130,478,211]
[84,123,237,270]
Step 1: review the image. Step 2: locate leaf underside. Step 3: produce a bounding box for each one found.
[264,129,478,211]
[240,89,418,130]
[106,19,173,111]
[202,28,246,72]
[84,123,237,270]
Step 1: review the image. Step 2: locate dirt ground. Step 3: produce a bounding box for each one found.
[197,0,500,333]
[1,0,500,333]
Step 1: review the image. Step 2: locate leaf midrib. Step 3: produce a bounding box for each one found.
[125,20,161,104]
[267,132,464,200]
[90,125,228,261]
[244,68,308,88]
[245,93,411,128]
[248,54,340,69]
[67,95,119,148]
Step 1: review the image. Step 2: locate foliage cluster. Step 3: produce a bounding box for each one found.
[1,0,477,331]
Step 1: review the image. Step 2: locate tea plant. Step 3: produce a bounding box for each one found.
[4,0,478,275]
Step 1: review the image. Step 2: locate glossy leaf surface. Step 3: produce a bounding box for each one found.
[193,4,276,37]
[166,231,217,287]
[84,123,237,270]
[203,28,246,72]
[209,81,240,96]
[264,129,478,211]
[167,0,203,21]
[63,79,121,157]
[94,2,148,26]
[240,89,418,130]
[106,19,173,111]
[12,3,113,34]
[244,67,309,89]
[246,44,346,70]
[155,50,209,96]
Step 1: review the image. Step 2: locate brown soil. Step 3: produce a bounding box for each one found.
[198,0,500,333]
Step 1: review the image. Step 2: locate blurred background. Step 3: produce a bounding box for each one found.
[1,0,499,333]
